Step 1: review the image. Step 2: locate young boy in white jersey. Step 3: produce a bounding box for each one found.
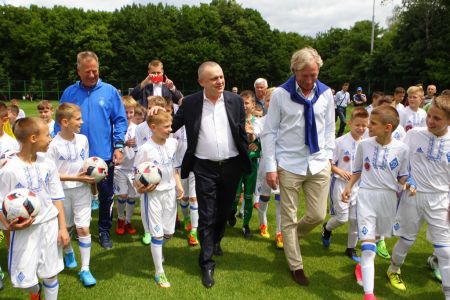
[253,88,284,247]
[135,96,167,245]
[37,100,55,137]
[322,107,369,262]
[387,95,450,299]
[342,106,414,300]
[0,117,69,300]
[47,103,97,287]
[0,102,20,289]
[114,96,139,236]
[378,96,406,142]
[400,86,427,131]
[173,111,199,246]
[393,87,406,116]
[134,111,183,288]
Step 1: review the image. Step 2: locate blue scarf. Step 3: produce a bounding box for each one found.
[280,76,329,154]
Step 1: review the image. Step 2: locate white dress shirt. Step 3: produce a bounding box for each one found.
[262,82,335,175]
[195,92,238,161]
[153,83,162,97]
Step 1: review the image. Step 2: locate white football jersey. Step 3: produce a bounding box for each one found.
[135,122,152,148]
[172,126,187,169]
[134,137,178,191]
[0,153,64,224]
[116,123,137,171]
[47,133,89,189]
[333,132,362,181]
[353,137,409,191]
[400,106,427,132]
[0,133,20,155]
[404,127,450,193]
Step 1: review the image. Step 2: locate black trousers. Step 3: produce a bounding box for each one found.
[193,156,243,270]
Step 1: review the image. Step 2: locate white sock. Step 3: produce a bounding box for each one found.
[347,219,358,249]
[253,194,259,205]
[78,235,91,272]
[180,199,189,220]
[326,216,346,231]
[361,242,377,294]
[64,227,74,254]
[389,237,414,273]
[117,197,126,220]
[43,276,59,300]
[434,246,450,298]
[275,195,281,233]
[126,199,136,224]
[258,196,270,226]
[141,196,149,233]
[190,200,199,229]
[151,237,164,274]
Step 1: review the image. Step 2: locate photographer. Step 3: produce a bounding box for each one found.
[352,86,367,107]
[131,60,183,107]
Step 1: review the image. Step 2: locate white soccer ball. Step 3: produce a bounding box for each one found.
[2,188,41,221]
[134,162,162,186]
[0,151,16,169]
[83,156,108,182]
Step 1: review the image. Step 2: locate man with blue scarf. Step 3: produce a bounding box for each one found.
[262,47,335,286]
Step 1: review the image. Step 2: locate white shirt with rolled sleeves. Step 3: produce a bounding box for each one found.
[262,83,335,175]
[195,93,238,161]
[404,128,450,193]
[134,138,179,192]
[0,153,64,224]
[353,137,409,191]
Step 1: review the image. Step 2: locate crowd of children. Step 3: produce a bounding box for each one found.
[0,82,448,300]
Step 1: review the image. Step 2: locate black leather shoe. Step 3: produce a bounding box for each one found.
[213,243,223,256]
[202,269,215,288]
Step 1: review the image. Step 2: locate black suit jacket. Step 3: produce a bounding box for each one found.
[131,83,183,107]
[172,90,251,179]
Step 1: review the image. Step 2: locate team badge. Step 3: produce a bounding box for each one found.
[154,225,161,233]
[361,226,368,235]
[393,222,400,231]
[18,272,25,282]
[389,158,399,170]
[343,156,350,162]
[405,123,413,132]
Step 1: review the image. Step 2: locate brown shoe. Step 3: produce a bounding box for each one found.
[291,269,309,286]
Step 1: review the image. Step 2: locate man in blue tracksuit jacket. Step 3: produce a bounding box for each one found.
[56,51,128,249]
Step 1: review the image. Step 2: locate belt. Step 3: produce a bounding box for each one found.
[196,156,238,167]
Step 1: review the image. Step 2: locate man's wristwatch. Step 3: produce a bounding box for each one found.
[114,141,125,153]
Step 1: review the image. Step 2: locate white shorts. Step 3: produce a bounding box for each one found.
[9,217,63,288]
[330,177,358,220]
[255,158,279,196]
[394,191,450,246]
[357,188,397,241]
[114,168,139,198]
[64,185,91,228]
[142,189,176,237]
[181,172,196,198]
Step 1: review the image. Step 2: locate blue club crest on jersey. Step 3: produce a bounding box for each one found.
[389,158,399,170]
[18,272,25,282]
[361,226,368,235]
[394,223,400,231]
[80,149,85,160]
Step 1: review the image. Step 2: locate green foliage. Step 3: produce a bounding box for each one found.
[0,0,449,99]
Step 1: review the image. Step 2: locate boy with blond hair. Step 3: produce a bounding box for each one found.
[400,86,427,131]
[342,106,414,300]
[0,117,69,299]
[114,96,139,236]
[387,96,450,299]
[134,111,183,288]
[322,107,369,262]
[47,103,97,287]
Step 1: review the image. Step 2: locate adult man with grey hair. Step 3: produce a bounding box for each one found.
[262,47,335,286]
[424,84,437,105]
[254,78,268,114]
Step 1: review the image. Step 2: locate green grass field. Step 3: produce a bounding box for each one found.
[0,102,443,299]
